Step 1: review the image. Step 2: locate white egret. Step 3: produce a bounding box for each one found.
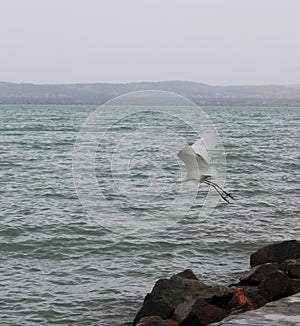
[177,132,234,203]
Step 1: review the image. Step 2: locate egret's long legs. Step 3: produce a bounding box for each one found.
[204,180,234,203]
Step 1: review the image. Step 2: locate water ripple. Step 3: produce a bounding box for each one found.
[0,105,299,325]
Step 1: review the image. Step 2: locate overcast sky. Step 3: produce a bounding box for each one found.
[1,0,300,85]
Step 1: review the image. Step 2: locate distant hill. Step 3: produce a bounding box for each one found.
[0,80,300,106]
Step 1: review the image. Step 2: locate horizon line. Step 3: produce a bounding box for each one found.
[1,79,300,88]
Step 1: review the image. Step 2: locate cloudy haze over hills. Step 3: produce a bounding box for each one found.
[1,81,300,106]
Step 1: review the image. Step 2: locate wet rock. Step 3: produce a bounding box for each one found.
[133,300,173,325]
[244,288,268,308]
[224,287,266,312]
[173,297,227,326]
[144,273,233,309]
[290,279,300,292]
[281,259,300,278]
[258,271,295,302]
[176,269,199,280]
[136,316,178,326]
[280,258,300,269]
[222,291,240,311]
[250,240,300,267]
[135,271,233,325]
[205,285,234,308]
[196,284,233,305]
[143,276,208,308]
[286,264,300,279]
[164,320,179,326]
[239,263,279,285]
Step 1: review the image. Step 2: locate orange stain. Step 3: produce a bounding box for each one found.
[235,288,256,311]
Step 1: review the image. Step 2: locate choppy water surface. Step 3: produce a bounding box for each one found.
[0,105,299,325]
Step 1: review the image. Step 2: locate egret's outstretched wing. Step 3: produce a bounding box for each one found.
[191,140,210,165]
[202,131,217,150]
[177,146,211,181]
[191,131,217,165]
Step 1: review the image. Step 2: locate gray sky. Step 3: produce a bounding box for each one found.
[1,0,300,85]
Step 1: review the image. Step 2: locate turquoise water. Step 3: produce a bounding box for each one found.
[0,105,299,325]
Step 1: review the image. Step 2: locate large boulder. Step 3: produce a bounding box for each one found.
[239,263,279,285]
[258,271,295,302]
[250,240,300,267]
[134,270,233,325]
[281,259,300,279]
[176,269,199,280]
[133,300,174,326]
[173,297,227,326]
[290,279,300,293]
[244,288,268,309]
[143,276,209,308]
[144,272,232,309]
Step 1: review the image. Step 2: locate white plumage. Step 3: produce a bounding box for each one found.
[177,131,216,182]
[177,132,234,203]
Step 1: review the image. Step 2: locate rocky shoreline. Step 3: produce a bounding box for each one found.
[212,292,300,325]
[121,240,300,326]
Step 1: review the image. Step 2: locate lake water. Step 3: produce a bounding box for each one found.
[0,104,299,325]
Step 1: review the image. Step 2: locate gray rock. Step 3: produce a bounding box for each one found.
[281,259,300,279]
[258,271,295,302]
[290,279,300,293]
[250,240,300,267]
[133,300,173,325]
[173,297,227,326]
[144,272,233,309]
[244,288,268,308]
[239,263,279,285]
[287,264,300,279]
[176,269,199,280]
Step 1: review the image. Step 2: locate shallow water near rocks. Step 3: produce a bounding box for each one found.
[0,105,299,325]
